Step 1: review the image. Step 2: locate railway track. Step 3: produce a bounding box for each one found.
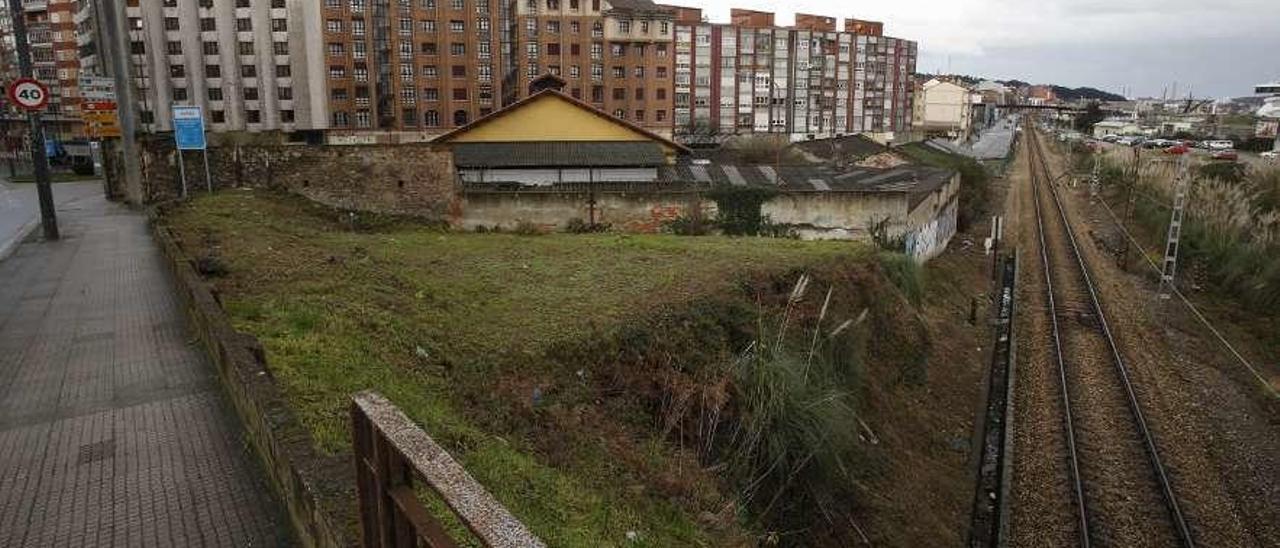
[1023,122,1194,548]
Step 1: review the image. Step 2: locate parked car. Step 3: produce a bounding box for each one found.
[1101,134,1121,143]
[1261,150,1278,161]
[1164,144,1190,155]
[1206,140,1235,151]
[1211,150,1239,161]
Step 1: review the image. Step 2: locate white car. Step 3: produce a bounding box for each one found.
[1206,140,1235,151]
[1262,150,1278,161]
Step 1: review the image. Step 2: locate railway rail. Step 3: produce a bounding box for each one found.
[1022,122,1194,547]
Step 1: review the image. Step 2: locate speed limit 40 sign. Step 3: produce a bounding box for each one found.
[8,78,50,111]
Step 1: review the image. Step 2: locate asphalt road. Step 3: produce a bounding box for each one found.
[0,179,102,259]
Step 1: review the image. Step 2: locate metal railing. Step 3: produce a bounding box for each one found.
[351,391,544,548]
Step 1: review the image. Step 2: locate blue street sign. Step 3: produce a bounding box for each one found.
[173,106,207,150]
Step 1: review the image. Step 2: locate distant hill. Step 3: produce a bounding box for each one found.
[915,74,1125,102]
[1050,86,1125,102]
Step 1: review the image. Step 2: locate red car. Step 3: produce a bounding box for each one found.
[1211,150,1239,161]
[1164,144,1190,155]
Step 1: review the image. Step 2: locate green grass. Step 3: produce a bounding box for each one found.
[164,189,872,546]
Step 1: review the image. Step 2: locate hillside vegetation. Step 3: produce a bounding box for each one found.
[162,189,986,546]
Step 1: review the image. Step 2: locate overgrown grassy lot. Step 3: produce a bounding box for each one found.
[164,189,908,546]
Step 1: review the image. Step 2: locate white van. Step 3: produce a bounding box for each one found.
[1207,140,1235,151]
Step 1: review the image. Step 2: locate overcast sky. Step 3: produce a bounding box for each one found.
[688,0,1280,99]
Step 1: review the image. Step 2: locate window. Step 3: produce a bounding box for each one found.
[618,20,630,33]
[590,43,601,59]
[328,43,345,56]
[203,41,219,55]
[568,65,579,78]
[591,86,603,102]
[640,21,648,33]
[423,88,439,100]
[477,65,492,81]
[239,41,254,55]
[273,41,289,55]
[172,87,188,101]
[452,88,467,100]
[329,65,347,78]
[399,41,413,57]
[423,65,438,77]
[276,64,291,77]
[400,88,416,104]
[634,66,644,78]
[206,64,222,78]
[166,41,182,55]
[354,66,369,81]
[611,44,624,57]
[244,87,259,100]
[546,21,559,33]
[279,87,293,100]
[656,88,665,100]
[421,42,437,55]
[450,20,464,32]
[656,44,667,57]
[477,18,490,31]
[421,20,436,32]
[570,21,579,33]
[570,44,580,56]
[547,43,559,55]
[612,88,624,100]
[612,66,623,78]
[246,110,261,124]
[201,18,216,31]
[353,41,366,59]
[421,0,435,8]
[451,65,465,77]
[570,0,578,8]
[356,110,371,128]
[400,64,415,81]
[453,109,468,126]
[548,65,560,76]
[333,111,350,127]
[326,19,342,32]
[399,18,412,35]
[169,64,185,78]
[635,87,644,100]
[526,43,539,57]
[281,110,295,123]
[450,0,463,9]
[271,19,287,32]
[450,42,465,55]
[635,110,644,121]
[332,88,349,101]
[236,18,252,31]
[590,63,602,80]
[164,17,179,31]
[208,88,223,101]
[424,110,439,126]
[655,109,665,122]
[656,66,666,78]
[660,21,668,34]
[613,109,624,119]
[477,42,490,58]
[212,110,226,123]
[403,108,417,125]
[242,64,257,77]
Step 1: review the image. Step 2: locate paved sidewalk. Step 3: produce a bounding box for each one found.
[0,192,292,546]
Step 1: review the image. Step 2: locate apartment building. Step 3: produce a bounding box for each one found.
[321,0,509,133]
[512,0,676,136]
[669,7,916,142]
[105,0,329,133]
[1,0,85,137]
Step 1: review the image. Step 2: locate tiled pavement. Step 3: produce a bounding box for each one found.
[0,191,292,546]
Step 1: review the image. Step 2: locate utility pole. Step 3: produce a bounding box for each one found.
[6,0,57,240]
[96,0,143,204]
[1159,154,1191,300]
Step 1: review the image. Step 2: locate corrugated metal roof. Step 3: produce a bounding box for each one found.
[451,141,665,168]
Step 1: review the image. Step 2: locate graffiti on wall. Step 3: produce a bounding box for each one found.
[904,198,959,262]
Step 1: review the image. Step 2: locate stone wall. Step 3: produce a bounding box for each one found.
[457,190,713,232]
[139,139,457,218]
[150,214,357,547]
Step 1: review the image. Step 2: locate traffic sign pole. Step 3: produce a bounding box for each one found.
[6,0,57,240]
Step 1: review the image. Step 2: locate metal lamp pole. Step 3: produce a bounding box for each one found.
[6,0,58,240]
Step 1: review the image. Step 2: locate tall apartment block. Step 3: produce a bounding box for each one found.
[512,0,676,136]
[322,0,509,132]
[1,0,84,137]
[101,0,330,133]
[668,7,916,142]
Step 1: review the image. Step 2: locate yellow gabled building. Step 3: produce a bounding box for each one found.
[434,75,689,186]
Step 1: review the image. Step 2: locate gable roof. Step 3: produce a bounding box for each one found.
[433,89,691,154]
[452,142,666,168]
